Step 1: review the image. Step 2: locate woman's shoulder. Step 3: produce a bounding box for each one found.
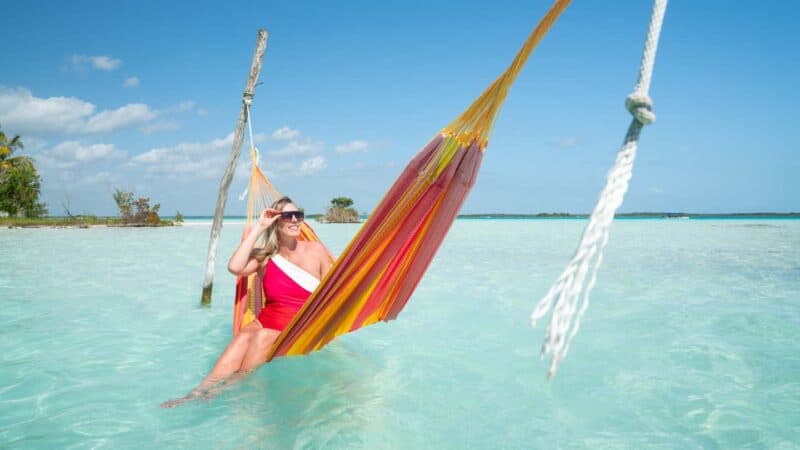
[301,240,326,253]
[299,240,328,260]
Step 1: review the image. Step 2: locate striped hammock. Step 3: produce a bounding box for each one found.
[234,0,572,361]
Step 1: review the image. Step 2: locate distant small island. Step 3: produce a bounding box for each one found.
[318,197,362,223]
[110,189,178,227]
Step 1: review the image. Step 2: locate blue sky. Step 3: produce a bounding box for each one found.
[3,0,798,215]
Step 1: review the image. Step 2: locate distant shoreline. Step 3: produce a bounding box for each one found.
[4,212,798,229]
[0,216,177,229]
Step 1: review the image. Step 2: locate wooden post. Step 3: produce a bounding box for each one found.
[201,29,268,305]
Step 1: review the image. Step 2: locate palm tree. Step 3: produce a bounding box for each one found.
[0,128,34,184]
[0,126,46,217]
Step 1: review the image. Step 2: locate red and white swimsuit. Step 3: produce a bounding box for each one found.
[256,254,320,331]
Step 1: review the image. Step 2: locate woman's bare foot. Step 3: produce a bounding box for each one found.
[197,370,253,402]
[160,388,203,408]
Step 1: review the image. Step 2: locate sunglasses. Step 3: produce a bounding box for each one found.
[279,210,305,221]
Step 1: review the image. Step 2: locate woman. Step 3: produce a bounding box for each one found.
[161,197,331,408]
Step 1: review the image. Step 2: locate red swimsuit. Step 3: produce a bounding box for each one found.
[256,257,316,331]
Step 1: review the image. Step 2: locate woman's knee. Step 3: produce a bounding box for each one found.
[254,329,279,349]
[232,329,257,348]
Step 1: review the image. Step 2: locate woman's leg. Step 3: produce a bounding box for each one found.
[240,328,281,371]
[186,328,281,402]
[198,321,263,389]
[160,322,262,408]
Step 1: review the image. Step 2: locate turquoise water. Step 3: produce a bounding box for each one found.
[1,219,798,448]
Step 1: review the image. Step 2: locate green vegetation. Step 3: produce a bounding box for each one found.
[0,127,47,218]
[0,215,113,228]
[112,189,173,226]
[330,197,354,209]
[0,188,174,228]
[1,188,178,228]
[323,196,360,223]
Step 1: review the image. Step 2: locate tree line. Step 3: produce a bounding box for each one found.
[0,126,46,217]
[0,125,177,226]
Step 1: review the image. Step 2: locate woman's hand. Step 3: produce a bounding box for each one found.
[256,208,281,231]
[230,208,281,276]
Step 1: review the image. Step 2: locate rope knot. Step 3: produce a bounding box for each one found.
[250,146,260,166]
[243,91,254,106]
[625,93,655,124]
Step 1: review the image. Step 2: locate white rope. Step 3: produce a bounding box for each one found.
[238,186,249,202]
[244,94,259,167]
[531,0,668,378]
[239,93,259,202]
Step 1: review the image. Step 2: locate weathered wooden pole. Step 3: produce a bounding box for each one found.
[201,29,268,305]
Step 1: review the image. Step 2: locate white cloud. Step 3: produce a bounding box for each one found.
[130,133,239,164]
[37,141,125,170]
[261,126,328,174]
[270,139,323,158]
[85,104,156,133]
[272,126,300,140]
[234,159,255,181]
[272,162,295,172]
[555,136,580,149]
[20,136,48,152]
[298,156,327,174]
[0,87,157,135]
[164,101,195,113]
[153,157,226,179]
[129,132,263,180]
[197,108,209,117]
[140,120,180,134]
[128,129,322,181]
[266,155,328,178]
[81,171,114,185]
[335,140,370,155]
[69,54,122,71]
[123,76,140,87]
[52,141,124,162]
[0,87,95,134]
[91,56,122,71]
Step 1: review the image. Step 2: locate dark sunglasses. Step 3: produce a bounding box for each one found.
[279,211,305,221]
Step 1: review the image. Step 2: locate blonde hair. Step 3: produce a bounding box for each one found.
[250,196,295,263]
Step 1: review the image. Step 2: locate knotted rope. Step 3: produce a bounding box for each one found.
[531,0,668,378]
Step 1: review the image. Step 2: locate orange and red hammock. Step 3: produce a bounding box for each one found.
[234,0,572,361]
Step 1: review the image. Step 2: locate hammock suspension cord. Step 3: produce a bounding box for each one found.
[530,0,668,378]
[240,92,260,201]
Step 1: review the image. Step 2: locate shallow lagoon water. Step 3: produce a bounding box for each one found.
[1,219,798,448]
